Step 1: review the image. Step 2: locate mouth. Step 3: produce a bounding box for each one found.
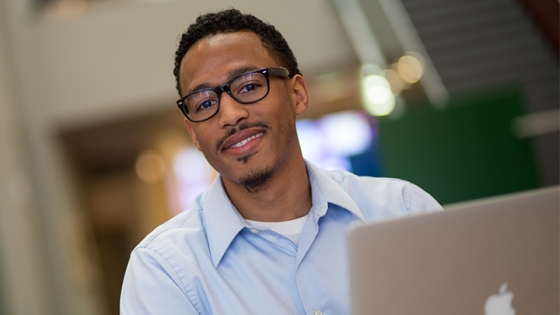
[216,121,271,154]
[221,129,265,153]
[228,132,264,149]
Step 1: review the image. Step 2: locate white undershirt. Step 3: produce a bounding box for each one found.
[246,215,308,245]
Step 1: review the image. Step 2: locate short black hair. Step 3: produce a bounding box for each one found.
[173,8,301,96]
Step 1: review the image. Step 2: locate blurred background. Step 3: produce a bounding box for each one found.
[0,0,557,314]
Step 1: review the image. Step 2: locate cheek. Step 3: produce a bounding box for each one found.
[196,133,216,153]
[262,90,295,118]
[189,127,216,153]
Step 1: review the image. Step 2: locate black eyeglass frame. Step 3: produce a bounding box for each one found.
[176,67,290,122]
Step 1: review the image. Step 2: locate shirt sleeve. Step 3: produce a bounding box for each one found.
[407,182,443,213]
[120,247,199,315]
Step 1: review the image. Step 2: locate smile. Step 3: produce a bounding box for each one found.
[230,132,264,148]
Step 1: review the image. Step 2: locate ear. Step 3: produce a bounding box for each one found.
[184,118,202,151]
[290,74,309,116]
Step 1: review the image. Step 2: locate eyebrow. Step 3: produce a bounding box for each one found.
[185,66,261,96]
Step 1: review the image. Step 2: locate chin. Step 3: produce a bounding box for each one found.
[238,164,276,192]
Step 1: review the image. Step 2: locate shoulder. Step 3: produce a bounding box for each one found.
[139,208,203,247]
[134,192,211,262]
[121,202,209,314]
[314,166,442,219]
[320,167,407,188]
[313,164,416,193]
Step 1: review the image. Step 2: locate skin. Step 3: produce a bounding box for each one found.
[179,31,312,222]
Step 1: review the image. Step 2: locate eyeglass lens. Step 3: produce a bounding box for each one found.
[185,71,269,121]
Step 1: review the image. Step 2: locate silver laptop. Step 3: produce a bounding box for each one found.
[347,186,559,315]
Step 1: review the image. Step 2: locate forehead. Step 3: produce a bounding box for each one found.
[179,31,277,95]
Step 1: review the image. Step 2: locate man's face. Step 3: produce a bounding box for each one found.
[179,31,308,190]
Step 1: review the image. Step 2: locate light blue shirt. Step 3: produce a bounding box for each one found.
[120,162,441,314]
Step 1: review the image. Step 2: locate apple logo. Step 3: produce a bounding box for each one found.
[484,282,516,315]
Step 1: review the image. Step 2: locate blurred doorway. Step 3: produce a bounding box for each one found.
[59,107,191,314]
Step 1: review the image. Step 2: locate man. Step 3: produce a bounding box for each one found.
[120,9,441,314]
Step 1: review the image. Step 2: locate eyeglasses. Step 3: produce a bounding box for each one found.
[177,67,290,122]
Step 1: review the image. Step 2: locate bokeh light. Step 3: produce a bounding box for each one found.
[397,54,424,84]
[135,150,166,184]
[360,64,396,116]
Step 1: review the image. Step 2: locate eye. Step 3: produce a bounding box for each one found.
[232,72,266,96]
[239,83,261,94]
[186,90,218,114]
[196,99,217,112]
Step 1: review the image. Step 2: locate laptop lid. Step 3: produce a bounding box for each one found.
[347,186,559,315]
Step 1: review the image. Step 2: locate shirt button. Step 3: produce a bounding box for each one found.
[314,311,322,315]
[250,228,258,234]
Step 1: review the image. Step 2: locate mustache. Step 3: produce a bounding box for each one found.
[215,121,271,152]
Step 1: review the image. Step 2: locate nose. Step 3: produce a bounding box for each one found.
[217,92,249,127]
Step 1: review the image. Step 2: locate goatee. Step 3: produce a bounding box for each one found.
[239,166,274,193]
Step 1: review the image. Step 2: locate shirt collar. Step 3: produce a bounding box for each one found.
[306,162,366,221]
[203,176,246,267]
[202,162,365,267]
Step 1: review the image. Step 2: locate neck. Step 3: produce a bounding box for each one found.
[222,149,312,222]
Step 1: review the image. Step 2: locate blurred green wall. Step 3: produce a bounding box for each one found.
[378,87,540,205]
